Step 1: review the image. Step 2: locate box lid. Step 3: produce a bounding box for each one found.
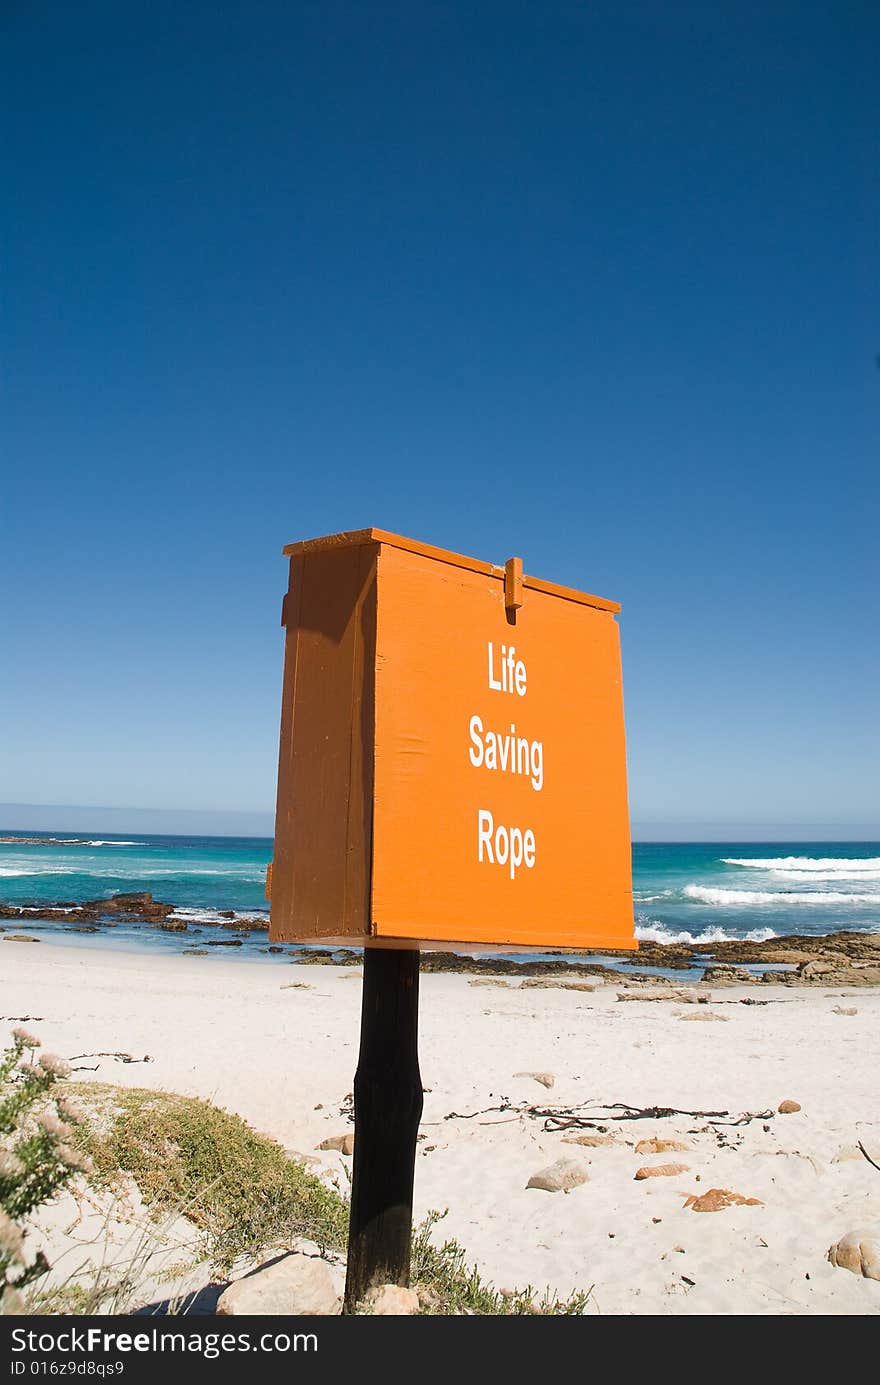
[282,528,620,615]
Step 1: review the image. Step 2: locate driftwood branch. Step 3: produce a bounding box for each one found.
[438,1098,774,1130]
[68,1051,153,1065]
[858,1140,880,1174]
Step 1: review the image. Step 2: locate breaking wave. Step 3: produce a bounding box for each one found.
[722,856,880,877]
[685,884,878,906]
[635,922,777,945]
[85,840,146,847]
[168,907,269,925]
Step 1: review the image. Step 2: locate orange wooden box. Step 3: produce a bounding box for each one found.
[268,529,635,951]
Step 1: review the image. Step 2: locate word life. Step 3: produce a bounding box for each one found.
[470,642,544,880]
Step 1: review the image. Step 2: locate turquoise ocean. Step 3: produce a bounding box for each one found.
[1,834,878,966]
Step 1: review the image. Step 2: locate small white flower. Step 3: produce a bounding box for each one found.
[36,1112,73,1142]
[0,1209,25,1262]
[55,1097,84,1126]
[0,1152,25,1180]
[37,1054,70,1079]
[0,1284,27,1314]
[56,1144,92,1175]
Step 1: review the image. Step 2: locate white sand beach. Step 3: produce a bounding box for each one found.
[2,941,880,1315]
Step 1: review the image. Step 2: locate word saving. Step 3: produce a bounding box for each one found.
[471,642,543,880]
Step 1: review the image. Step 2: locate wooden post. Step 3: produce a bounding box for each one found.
[343,945,422,1312]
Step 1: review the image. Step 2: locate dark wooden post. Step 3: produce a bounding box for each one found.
[343,945,422,1312]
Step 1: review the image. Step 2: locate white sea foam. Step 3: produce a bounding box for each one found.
[0,865,77,877]
[722,856,880,875]
[169,908,269,925]
[635,922,777,945]
[86,840,145,847]
[685,884,878,906]
[771,868,880,882]
[19,905,79,913]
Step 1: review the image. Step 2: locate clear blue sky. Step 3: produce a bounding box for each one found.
[2,3,878,839]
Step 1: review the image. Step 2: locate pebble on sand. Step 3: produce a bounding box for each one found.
[562,1133,617,1148]
[778,1100,802,1114]
[361,1284,421,1315]
[317,1133,355,1156]
[520,979,596,992]
[683,1188,764,1213]
[527,1158,589,1193]
[827,1230,880,1281]
[514,1071,555,1089]
[217,1254,341,1316]
[635,1138,691,1154]
[634,1163,690,1180]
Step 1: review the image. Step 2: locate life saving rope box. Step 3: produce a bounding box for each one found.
[268,528,635,951]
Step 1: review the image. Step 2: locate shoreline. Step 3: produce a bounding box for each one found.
[2,890,880,986]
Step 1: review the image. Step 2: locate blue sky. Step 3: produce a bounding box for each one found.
[2,3,878,838]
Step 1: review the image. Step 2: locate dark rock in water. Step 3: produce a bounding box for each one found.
[184,948,209,955]
[220,917,267,932]
[268,945,284,953]
[81,892,174,922]
[156,919,188,932]
[220,910,236,918]
[67,925,99,933]
[3,934,40,943]
[206,938,243,947]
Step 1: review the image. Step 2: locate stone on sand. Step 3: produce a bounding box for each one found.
[514,1071,555,1088]
[634,1163,690,1180]
[563,1133,617,1148]
[362,1283,420,1315]
[317,1133,355,1155]
[635,1138,691,1154]
[827,1230,880,1281]
[521,979,596,992]
[683,1188,764,1212]
[217,1254,341,1315]
[527,1158,589,1193]
[832,1006,858,1017]
[468,978,512,988]
[678,1011,728,1022]
[617,988,710,1004]
[778,1100,801,1114]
